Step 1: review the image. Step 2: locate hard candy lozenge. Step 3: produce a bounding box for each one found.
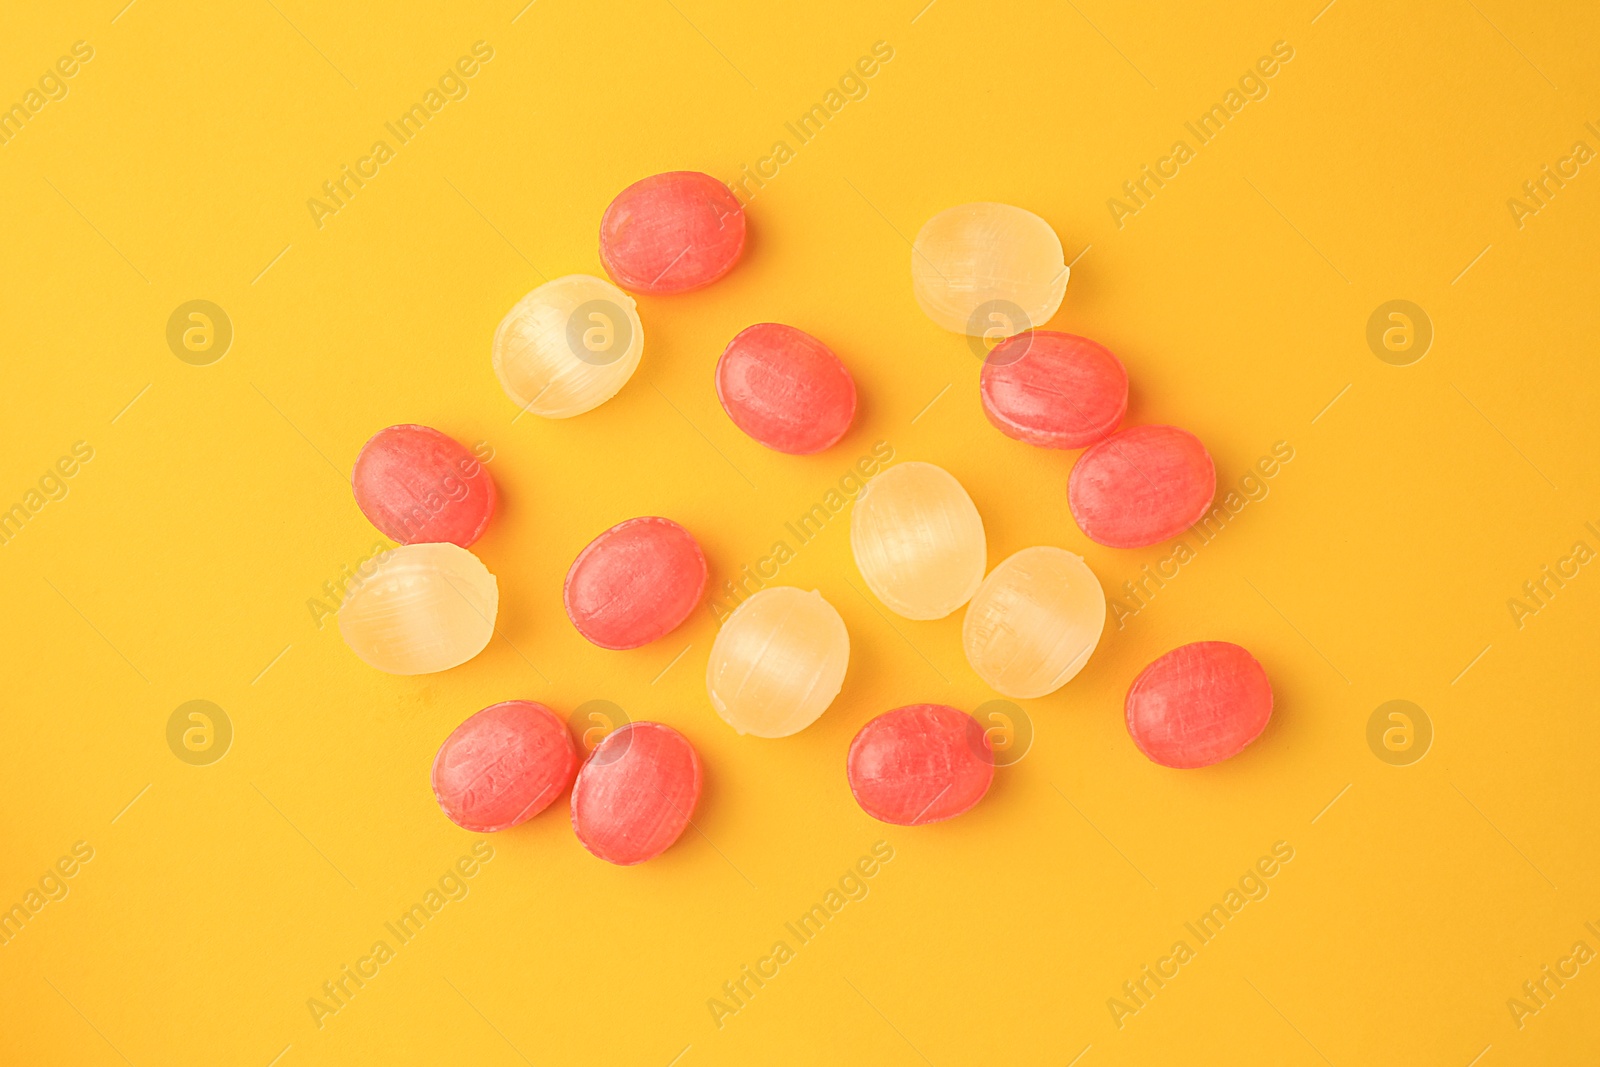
[980,332,1127,449]
[351,424,496,547]
[1068,425,1216,549]
[599,171,746,294]
[911,203,1068,336]
[716,324,857,454]
[431,701,578,832]
[337,542,498,675]
[570,721,702,865]
[962,546,1107,699]
[1125,642,1273,768]
[850,461,986,620]
[564,517,707,650]
[847,704,994,826]
[706,587,849,738]
[492,274,644,419]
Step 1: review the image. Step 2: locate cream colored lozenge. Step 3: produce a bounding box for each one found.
[706,587,849,738]
[492,274,644,418]
[338,542,498,675]
[962,546,1106,698]
[850,461,986,620]
[911,203,1068,336]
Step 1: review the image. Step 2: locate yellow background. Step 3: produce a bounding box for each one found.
[3,0,1599,1063]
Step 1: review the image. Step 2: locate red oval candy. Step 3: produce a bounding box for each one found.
[716,324,857,454]
[564,517,707,650]
[1125,641,1273,768]
[980,331,1127,449]
[1068,424,1215,548]
[431,701,578,831]
[847,704,994,826]
[599,171,745,295]
[352,424,496,547]
[571,722,702,865]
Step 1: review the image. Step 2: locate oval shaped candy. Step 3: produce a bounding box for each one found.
[492,274,644,419]
[431,701,578,831]
[571,721,702,865]
[706,587,849,738]
[716,324,856,454]
[850,461,986,620]
[352,424,496,547]
[1126,642,1272,768]
[565,517,707,650]
[600,171,746,294]
[980,332,1127,449]
[847,704,994,825]
[337,542,498,674]
[1068,425,1216,548]
[963,546,1106,699]
[911,202,1067,336]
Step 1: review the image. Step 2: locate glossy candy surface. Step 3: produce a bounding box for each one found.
[1125,641,1273,768]
[599,171,745,294]
[492,274,643,419]
[570,722,702,865]
[352,424,496,547]
[716,324,856,454]
[850,461,986,620]
[431,701,578,831]
[847,704,994,825]
[564,517,706,649]
[706,587,849,737]
[337,542,497,674]
[980,332,1127,449]
[963,546,1106,698]
[1068,425,1216,548]
[911,203,1068,336]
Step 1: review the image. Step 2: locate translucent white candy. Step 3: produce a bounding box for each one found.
[492,274,644,418]
[911,203,1068,337]
[962,546,1105,698]
[338,542,498,674]
[850,461,986,620]
[706,587,849,738]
